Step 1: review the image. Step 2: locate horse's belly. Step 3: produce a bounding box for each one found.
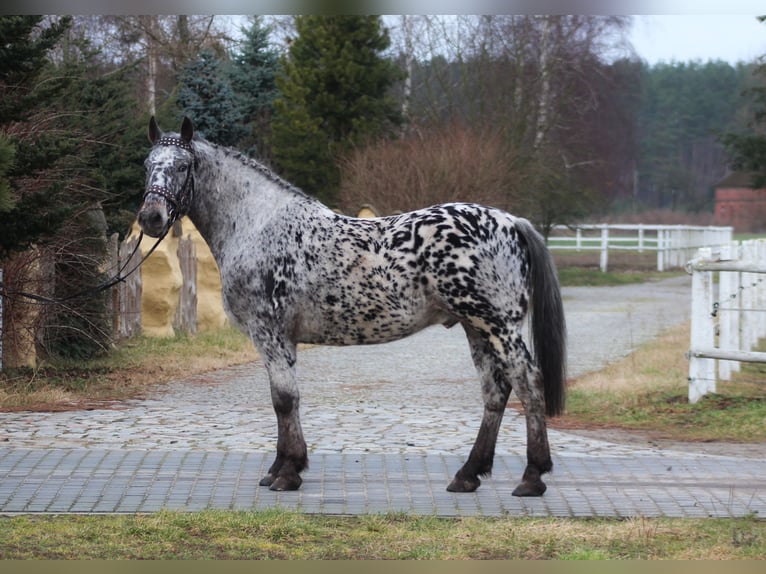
[296,303,452,346]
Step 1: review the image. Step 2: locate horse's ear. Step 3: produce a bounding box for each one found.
[181,116,194,144]
[148,116,161,145]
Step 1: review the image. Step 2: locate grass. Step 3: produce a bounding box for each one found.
[0,510,763,559]
[556,267,674,287]
[558,322,766,443]
[0,328,257,411]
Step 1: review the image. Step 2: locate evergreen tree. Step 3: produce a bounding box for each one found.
[177,49,246,146]
[638,60,750,210]
[723,18,766,186]
[271,15,403,205]
[229,16,279,159]
[0,16,145,360]
[0,16,74,259]
[0,134,15,213]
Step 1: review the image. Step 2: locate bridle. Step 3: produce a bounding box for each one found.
[143,136,196,227]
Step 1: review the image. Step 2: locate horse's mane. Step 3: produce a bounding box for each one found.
[199,136,314,202]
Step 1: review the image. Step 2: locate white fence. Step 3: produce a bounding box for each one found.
[547,224,733,272]
[686,240,766,403]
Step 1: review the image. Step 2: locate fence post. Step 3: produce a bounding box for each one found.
[175,234,197,335]
[717,242,740,381]
[688,247,716,403]
[657,229,665,272]
[758,240,766,340]
[599,226,609,272]
[118,236,142,338]
[107,233,119,339]
[741,241,757,352]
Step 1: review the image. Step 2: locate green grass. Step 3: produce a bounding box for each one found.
[556,267,672,287]
[565,387,766,442]
[734,233,766,242]
[0,510,763,559]
[562,324,766,442]
[0,328,257,410]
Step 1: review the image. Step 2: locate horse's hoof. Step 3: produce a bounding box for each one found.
[512,480,547,497]
[446,476,481,493]
[269,474,303,491]
[259,474,275,487]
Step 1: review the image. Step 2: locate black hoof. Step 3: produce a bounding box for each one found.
[512,480,547,497]
[269,474,303,491]
[259,474,275,487]
[446,475,481,492]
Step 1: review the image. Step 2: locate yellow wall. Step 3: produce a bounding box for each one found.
[129,218,228,337]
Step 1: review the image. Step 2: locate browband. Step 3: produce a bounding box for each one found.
[157,136,194,152]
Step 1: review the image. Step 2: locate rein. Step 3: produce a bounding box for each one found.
[0,230,168,306]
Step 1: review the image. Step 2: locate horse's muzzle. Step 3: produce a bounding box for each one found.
[137,201,170,238]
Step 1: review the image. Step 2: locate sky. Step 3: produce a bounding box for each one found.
[3,1,766,65]
[630,14,766,65]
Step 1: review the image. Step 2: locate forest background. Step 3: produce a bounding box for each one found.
[1,14,765,361]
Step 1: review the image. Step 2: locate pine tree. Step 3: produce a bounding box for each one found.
[271,15,403,205]
[0,16,74,259]
[723,17,766,187]
[177,50,246,147]
[0,134,15,213]
[0,16,145,361]
[229,16,279,159]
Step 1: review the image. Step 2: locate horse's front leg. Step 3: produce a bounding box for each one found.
[258,339,308,491]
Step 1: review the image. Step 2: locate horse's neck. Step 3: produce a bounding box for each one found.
[188,142,315,263]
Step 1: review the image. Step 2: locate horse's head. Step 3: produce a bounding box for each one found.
[138,116,196,238]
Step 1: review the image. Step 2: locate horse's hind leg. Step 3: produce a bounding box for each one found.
[511,360,552,497]
[448,326,551,496]
[257,339,308,491]
[447,327,512,493]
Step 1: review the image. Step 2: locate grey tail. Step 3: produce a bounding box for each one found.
[516,218,567,417]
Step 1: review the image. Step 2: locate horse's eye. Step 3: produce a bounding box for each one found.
[178,164,188,173]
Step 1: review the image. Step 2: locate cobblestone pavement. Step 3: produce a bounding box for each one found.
[2,274,765,517]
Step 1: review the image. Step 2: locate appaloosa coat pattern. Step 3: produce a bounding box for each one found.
[138,117,567,497]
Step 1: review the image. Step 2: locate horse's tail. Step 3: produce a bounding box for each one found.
[516,218,567,417]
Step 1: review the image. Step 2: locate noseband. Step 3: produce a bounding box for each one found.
[144,136,195,225]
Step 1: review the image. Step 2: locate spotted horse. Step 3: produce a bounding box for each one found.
[137,117,567,497]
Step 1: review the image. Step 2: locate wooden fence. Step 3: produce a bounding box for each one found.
[686,240,766,403]
[107,234,142,339]
[547,224,733,272]
[108,232,198,339]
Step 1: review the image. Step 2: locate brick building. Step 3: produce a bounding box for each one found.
[714,172,766,232]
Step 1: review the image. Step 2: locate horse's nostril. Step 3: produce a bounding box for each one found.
[139,208,166,234]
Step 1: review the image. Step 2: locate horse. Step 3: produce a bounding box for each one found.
[137,117,567,497]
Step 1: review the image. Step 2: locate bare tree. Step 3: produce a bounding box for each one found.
[73,15,232,114]
[383,15,632,226]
